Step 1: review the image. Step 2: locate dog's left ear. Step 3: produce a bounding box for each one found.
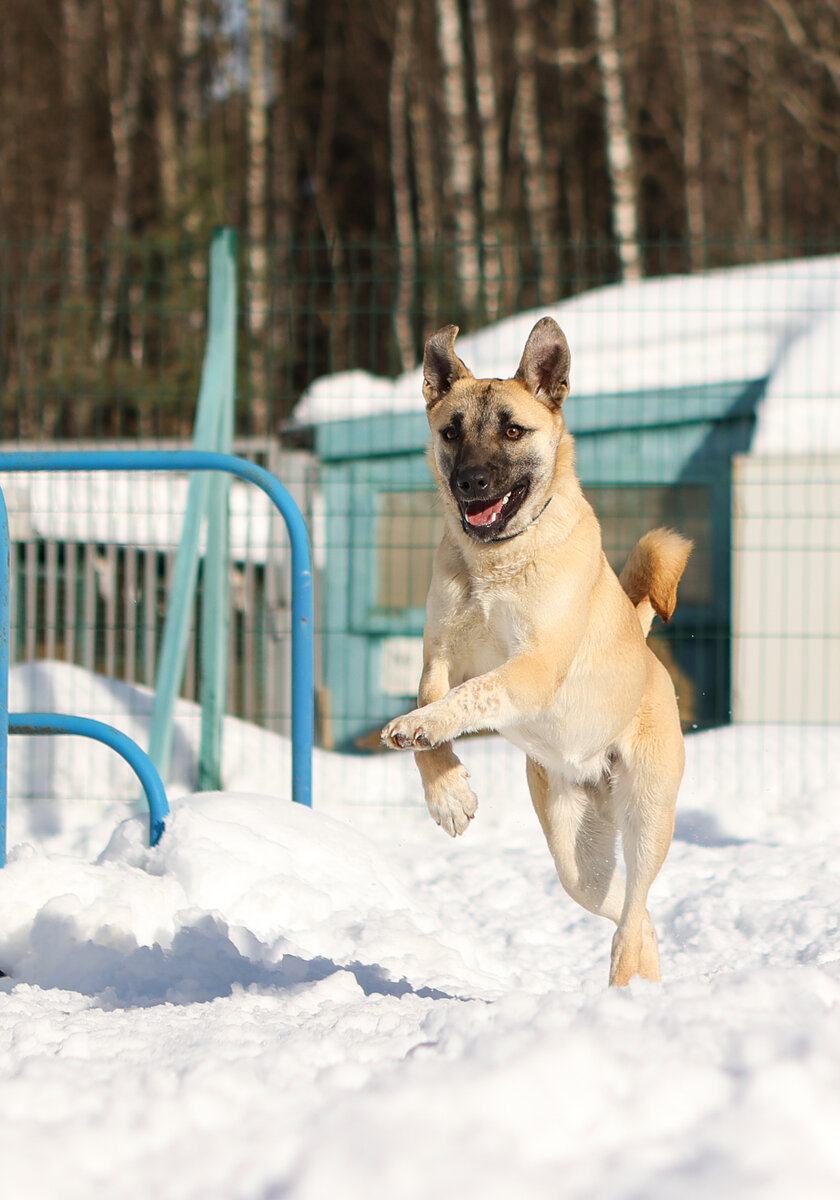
[423,325,473,409]
[515,317,571,408]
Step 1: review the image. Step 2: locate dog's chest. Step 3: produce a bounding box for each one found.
[457,585,521,675]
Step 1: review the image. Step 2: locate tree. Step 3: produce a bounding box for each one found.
[592,0,642,280]
[434,0,481,315]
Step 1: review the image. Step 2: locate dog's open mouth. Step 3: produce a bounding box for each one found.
[461,484,528,536]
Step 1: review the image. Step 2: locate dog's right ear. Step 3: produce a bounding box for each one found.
[423,325,473,409]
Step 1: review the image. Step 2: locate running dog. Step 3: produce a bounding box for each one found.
[381,317,692,986]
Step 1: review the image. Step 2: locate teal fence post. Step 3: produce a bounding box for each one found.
[198,229,236,789]
[147,228,237,785]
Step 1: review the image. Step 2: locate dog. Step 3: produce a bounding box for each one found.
[381,317,692,986]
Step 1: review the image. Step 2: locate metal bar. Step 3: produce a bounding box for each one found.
[8,713,169,848]
[64,541,77,664]
[124,546,137,683]
[83,542,96,671]
[45,541,58,660]
[105,542,117,680]
[0,450,314,809]
[148,229,235,783]
[0,490,9,866]
[198,227,236,790]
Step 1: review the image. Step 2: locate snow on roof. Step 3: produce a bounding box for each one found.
[292,254,840,454]
[2,470,283,562]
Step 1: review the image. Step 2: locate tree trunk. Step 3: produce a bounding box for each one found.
[291,0,350,367]
[247,0,270,434]
[407,54,442,320]
[469,0,504,318]
[592,0,642,280]
[511,0,558,303]
[180,0,203,240]
[434,0,481,316]
[60,0,88,292]
[389,0,418,371]
[150,0,180,225]
[96,0,148,365]
[672,0,706,270]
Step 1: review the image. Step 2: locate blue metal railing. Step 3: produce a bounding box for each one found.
[9,714,169,849]
[0,450,314,866]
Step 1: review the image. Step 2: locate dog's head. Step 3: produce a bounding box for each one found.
[423,317,572,543]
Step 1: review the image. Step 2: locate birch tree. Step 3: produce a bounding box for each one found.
[592,0,642,280]
[434,0,481,314]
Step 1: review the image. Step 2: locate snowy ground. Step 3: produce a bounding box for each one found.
[1,663,839,1199]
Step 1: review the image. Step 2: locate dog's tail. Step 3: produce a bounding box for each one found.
[620,528,693,638]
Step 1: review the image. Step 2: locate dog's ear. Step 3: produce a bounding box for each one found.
[423,325,473,409]
[515,317,571,408]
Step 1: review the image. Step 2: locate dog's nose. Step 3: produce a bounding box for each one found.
[456,465,490,497]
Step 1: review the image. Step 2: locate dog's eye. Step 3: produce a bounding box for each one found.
[505,424,524,440]
[441,426,459,442]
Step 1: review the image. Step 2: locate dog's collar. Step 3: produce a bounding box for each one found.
[482,496,553,544]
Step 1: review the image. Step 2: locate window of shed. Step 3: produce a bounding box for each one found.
[376,490,444,612]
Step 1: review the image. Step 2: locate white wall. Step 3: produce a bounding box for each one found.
[732,455,840,723]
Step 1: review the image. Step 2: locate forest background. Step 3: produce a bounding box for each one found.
[2,0,839,437]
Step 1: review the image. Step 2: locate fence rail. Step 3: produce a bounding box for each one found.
[2,438,315,739]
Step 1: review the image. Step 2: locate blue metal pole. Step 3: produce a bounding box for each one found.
[198,228,236,790]
[0,487,9,867]
[8,714,169,847]
[0,451,314,808]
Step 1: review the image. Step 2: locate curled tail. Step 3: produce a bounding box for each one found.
[620,528,693,638]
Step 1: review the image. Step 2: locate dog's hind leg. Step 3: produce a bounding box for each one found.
[608,674,684,985]
[606,756,677,986]
[526,757,626,928]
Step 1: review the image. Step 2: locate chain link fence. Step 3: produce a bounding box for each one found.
[1,234,837,799]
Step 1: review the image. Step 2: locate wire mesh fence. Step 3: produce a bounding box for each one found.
[1,234,838,803]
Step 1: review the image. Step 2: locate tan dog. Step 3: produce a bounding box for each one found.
[381,317,692,986]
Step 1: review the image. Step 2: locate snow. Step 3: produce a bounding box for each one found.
[292,253,840,454]
[2,660,840,1199]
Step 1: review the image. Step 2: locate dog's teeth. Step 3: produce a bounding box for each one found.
[503,492,511,503]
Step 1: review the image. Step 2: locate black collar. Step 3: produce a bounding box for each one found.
[484,496,553,543]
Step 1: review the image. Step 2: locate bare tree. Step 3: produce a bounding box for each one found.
[96,0,150,364]
[149,0,180,224]
[511,0,558,302]
[247,0,270,433]
[407,41,443,319]
[60,0,89,290]
[592,0,642,280]
[672,0,706,269]
[180,0,204,238]
[469,0,504,318]
[434,0,481,314]
[389,0,418,371]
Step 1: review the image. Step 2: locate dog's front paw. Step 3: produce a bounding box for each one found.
[381,707,444,751]
[425,763,478,837]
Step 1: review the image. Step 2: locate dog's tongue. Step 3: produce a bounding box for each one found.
[465,496,505,527]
